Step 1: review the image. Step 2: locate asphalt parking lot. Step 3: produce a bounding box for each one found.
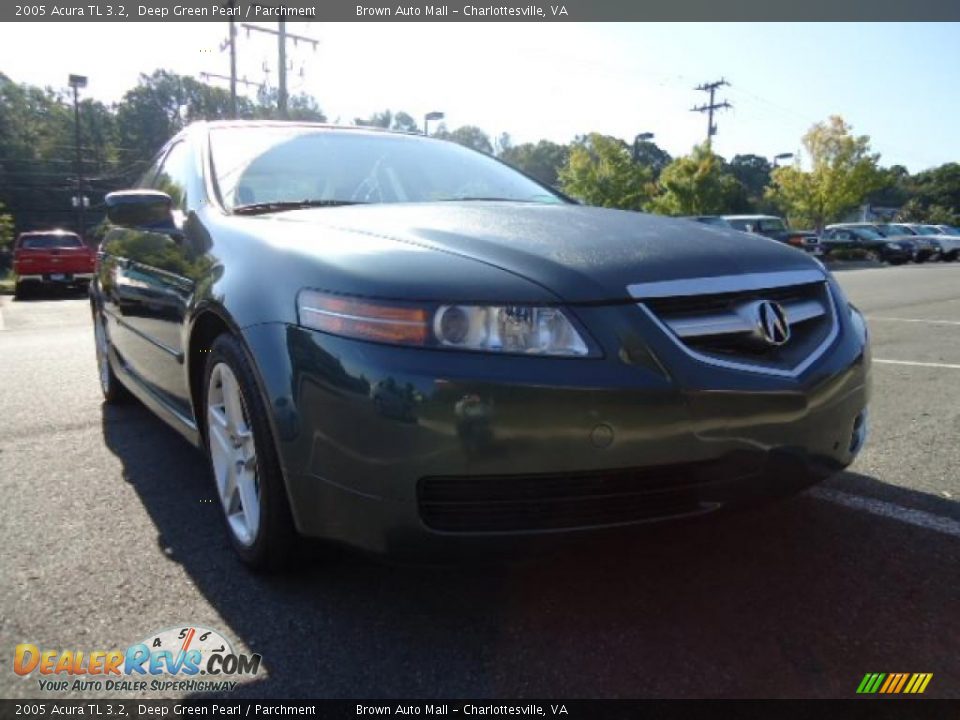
[1,264,958,700]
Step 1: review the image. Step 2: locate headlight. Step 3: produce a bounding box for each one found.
[433,305,589,355]
[886,242,900,250]
[298,290,591,356]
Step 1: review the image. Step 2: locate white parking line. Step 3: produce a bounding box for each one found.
[868,316,960,326]
[874,358,960,370]
[809,487,960,539]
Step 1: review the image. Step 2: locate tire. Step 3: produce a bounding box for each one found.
[14,281,28,300]
[203,333,297,571]
[92,305,130,404]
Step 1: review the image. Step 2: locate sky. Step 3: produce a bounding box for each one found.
[1,22,958,172]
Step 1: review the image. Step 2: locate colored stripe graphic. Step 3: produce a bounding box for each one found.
[858,673,932,694]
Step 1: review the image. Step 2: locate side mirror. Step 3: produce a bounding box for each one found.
[105,190,176,231]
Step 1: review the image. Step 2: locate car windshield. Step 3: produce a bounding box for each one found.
[19,234,82,249]
[854,227,885,240]
[210,126,566,211]
[757,218,787,232]
[697,217,732,227]
[726,218,785,232]
[877,224,914,236]
[939,226,960,236]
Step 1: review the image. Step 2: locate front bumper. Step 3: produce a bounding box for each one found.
[242,297,870,558]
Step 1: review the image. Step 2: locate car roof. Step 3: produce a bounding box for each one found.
[18,229,79,237]
[190,119,424,139]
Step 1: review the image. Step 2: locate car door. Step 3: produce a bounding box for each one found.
[101,138,203,417]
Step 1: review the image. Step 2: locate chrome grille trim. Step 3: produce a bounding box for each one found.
[627,269,827,299]
[666,298,825,339]
[629,270,840,378]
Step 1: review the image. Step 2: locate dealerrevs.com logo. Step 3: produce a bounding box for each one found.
[14,625,262,693]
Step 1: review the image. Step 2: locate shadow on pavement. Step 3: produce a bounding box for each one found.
[100,401,959,699]
[10,285,90,302]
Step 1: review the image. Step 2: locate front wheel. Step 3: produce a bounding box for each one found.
[203,333,297,571]
[93,306,129,404]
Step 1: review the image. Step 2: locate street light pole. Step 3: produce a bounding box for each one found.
[772,152,794,168]
[424,111,444,136]
[68,74,88,239]
[633,132,654,162]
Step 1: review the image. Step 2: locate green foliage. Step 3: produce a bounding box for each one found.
[647,144,746,216]
[354,109,419,133]
[0,202,14,251]
[0,70,326,238]
[558,134,653,210]
[632,140,672,177]
[728,154,775,211]
[766,116,887,231]
[895,163,960,223]
[500,140,570,187]
[435,125,494,155]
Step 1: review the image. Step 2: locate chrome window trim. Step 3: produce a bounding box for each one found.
[627,269,827,300]
[632,272,840,378]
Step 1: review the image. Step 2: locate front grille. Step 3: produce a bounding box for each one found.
[418,456,762,532]
[630,271,837,375]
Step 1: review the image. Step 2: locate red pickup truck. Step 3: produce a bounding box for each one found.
[12,229,96,298]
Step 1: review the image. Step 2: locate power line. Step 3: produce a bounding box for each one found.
[691,78,733,147]
[240,20,318,118]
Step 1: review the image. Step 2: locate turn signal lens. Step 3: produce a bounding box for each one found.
[298,290,429,345]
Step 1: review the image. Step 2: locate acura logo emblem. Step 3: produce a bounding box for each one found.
[753,300,791,346]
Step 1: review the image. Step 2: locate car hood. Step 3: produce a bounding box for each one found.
[270,201,823,303]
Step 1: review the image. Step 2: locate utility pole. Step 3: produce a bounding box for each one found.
[228,0,237,118]
[68,74,87,239]
[690,79,732,147]
[277,21,287,118]
[241,19,318,119]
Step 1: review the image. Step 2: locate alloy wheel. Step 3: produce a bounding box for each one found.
[207,362,261,547]
[93,311,111,394]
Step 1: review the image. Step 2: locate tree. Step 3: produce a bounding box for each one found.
[254,86,325,122]
[354,109,418,132]
[392,111,419,133]
[728,154,772,201]
[500,140,570,187]
[632,140,672,177]
[558,134,653,210]
[0,202,14,252]
[766,115,887,231]
[440,125,494,155]
[647,143,746,216]
[901,162,960,220]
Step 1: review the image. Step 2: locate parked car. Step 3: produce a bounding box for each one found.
[12,229,95,298]
[681,215,736,229]
[873,223,940,262]
[821,224,914,264]
[721,214,823,255]
[91,121,871,569]
[900,224,960,261]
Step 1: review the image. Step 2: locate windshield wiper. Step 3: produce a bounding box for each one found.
[436,197,534,202]
[232,199,365,215]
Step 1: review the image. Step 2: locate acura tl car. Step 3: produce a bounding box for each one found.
[91,122,871,570]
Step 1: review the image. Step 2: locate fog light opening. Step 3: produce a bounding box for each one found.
[849,408,869,455]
